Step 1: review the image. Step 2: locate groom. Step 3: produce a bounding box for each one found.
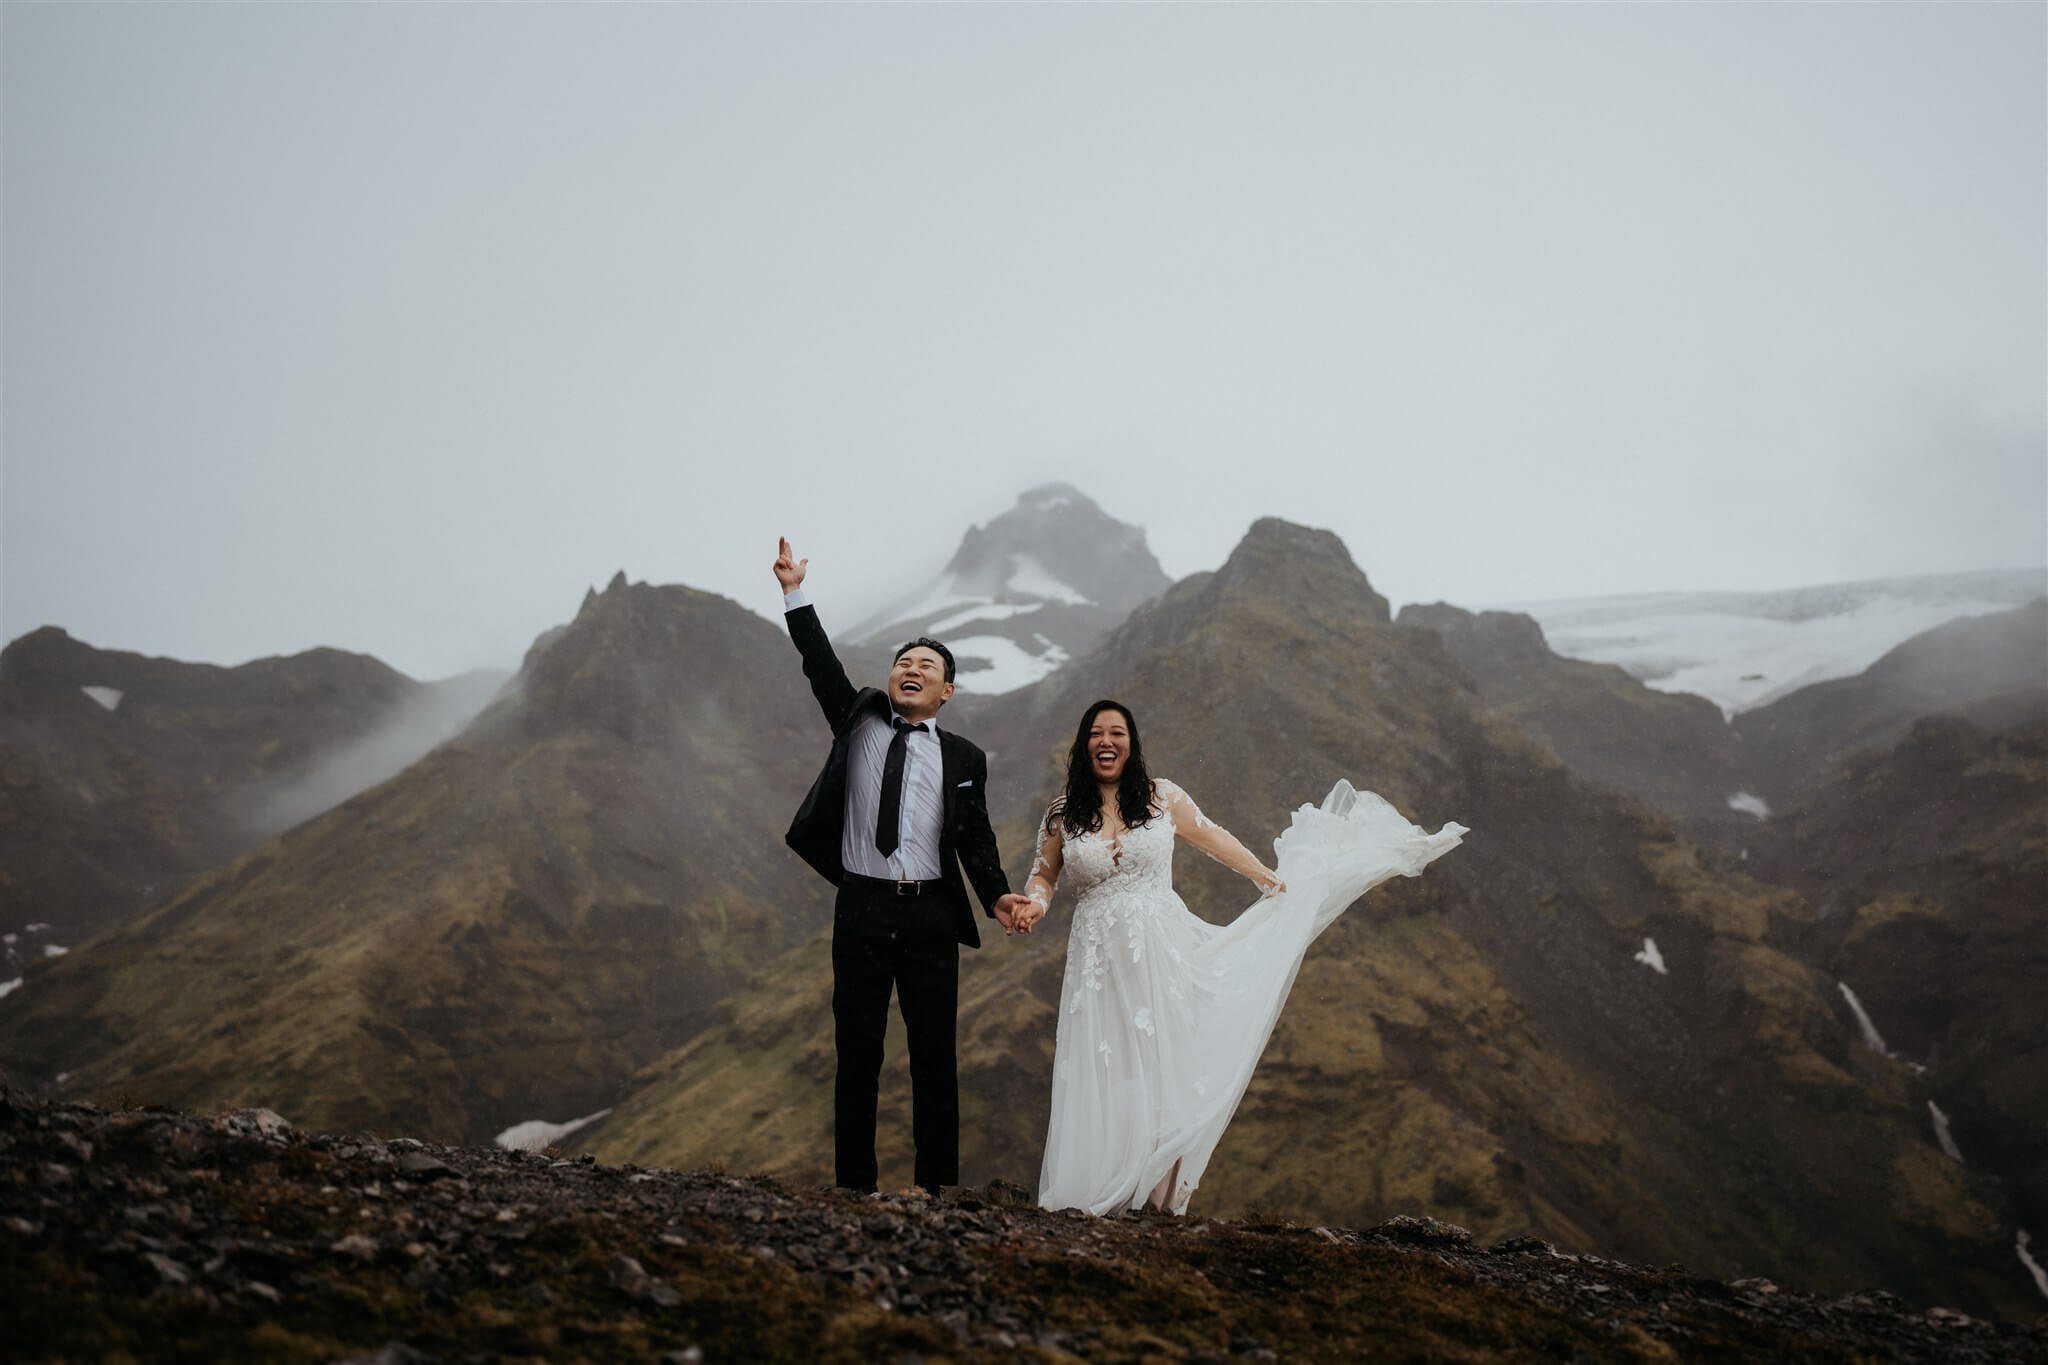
[773,538,1031,1198]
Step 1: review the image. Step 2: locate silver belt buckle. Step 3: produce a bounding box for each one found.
[894,878,919,896]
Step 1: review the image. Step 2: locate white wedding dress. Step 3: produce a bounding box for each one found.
[1033,778,1466,1216]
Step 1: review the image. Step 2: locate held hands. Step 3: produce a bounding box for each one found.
[773,537,808,593]
[993,892,1040,936]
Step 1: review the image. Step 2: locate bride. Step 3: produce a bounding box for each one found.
[1014,700,1466,1215]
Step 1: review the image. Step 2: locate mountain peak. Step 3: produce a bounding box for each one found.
[1212,518,1390,624]
[515,578,790,744]
[937,487,1169,608]
[853,486,1172,694]
[1014,481,1088,510]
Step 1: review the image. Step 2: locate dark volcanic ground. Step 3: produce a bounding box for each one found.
[3,1089,2041,1363]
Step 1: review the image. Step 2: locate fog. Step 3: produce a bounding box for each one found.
[3,4,2042,680]
[235,669,509,837]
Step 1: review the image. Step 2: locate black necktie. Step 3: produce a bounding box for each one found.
[876,718,929,859]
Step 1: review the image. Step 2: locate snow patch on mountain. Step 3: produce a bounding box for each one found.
[1726,792,1770,820]
[1006,555,1091,605]
[2018,1230,2048,1302]
[925,600,1041,635]
[874,581,985,635]
[1500,568,2044,715]
[1633,938,1668,975]
[1928,1101,1963,1162]
[1839,981,1892,1056]
[80,685,123,711]
[0,979,21,999]
[1836,981,1926,1074]
[948,635,1071,695]
[495,1108,613,1152]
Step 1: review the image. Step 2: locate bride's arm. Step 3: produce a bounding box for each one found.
[1157,780,1283,895]
[1014,806,1063,934]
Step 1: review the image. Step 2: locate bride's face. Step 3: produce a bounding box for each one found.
[1088,713,1132,783]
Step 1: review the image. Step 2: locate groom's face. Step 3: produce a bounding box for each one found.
[888,646,955,719]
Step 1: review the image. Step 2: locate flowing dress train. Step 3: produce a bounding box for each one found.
[1035,779,1465,1215]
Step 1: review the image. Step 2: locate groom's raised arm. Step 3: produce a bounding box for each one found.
[774,537,858,731]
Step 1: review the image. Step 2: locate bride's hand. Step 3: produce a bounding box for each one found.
[992,892,1035,935]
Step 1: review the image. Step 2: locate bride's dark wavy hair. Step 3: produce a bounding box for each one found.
[1054,700,1156,838]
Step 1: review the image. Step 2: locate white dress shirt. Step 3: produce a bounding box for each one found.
[786,588,946,880]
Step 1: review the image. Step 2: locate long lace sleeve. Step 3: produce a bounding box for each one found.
[1025,806,1065,912]
[1157,779,1282,894]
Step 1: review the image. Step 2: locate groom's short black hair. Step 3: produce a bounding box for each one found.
[894,636,956,682]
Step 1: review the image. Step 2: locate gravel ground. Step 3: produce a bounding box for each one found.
[4,1089,2041,1363]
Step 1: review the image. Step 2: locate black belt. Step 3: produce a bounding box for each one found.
[843,872,948,897]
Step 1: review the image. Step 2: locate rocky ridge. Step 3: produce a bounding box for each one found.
[1732,600,2048,807]
[4,1089,2039,1363]
[1395,601,1748,836]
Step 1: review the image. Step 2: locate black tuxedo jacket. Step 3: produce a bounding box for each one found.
[783,604,1011,948]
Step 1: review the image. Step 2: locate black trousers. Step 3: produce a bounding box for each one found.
[830,881,961,1194]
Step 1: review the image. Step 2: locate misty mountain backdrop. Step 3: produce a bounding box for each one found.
[2,487,2043,1322]
[850,483,1173,695]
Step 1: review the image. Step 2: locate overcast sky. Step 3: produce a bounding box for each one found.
[4,4,2042,680]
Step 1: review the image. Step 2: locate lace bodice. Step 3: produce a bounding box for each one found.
[1063,812,1176,900]
[1023,778,1279,919]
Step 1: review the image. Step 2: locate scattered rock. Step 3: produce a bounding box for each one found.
[2,1090,2041,1362]
[216,1108,292,1139]
[1370,1214,1474,1246]
[142,1251,191,1286]
[338,1345,439,1365]
[330,1234,379,1261]
[396,1152,453,1180]
[610,1253,682,1308]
